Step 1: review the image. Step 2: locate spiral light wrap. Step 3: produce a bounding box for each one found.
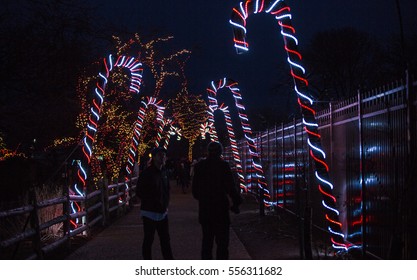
[205,104,220,142]
[123,97,165,201]
[217,104,246,191]
[206,78,269,200]
[161,119,182,150]
[71,55,143,228]
[230,0,347,250]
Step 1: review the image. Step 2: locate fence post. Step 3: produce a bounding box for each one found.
[282,122,286,209]
[102,178,109,226]
[274,123,277,210]
[405,69,416,258]
[83,194,90,237]
[29,188,43,259]
[62,185,71,254]
[358,89,367,258]
[303,122,313,259]
[267,128,272,199]
[294,117,304,259]
[258,132,265,216]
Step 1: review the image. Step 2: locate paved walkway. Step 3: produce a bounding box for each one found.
[66,183,251,260]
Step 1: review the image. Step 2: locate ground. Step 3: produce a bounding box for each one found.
[230,194,348,260]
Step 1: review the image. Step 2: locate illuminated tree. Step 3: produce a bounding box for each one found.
[66,34,190,183]
[0,132,26,161]
[113,34,191,98]
[0,133,8,161]
[136,106,160,153]
[0,133,5,150]
[169,89,208,161]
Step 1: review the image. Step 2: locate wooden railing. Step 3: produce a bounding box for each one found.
[0,177,138,259]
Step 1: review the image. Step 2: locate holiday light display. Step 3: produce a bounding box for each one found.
[0,148,26,161]
[169,89,208,161]
[0,134,26,161]
[65,35,191,184]
[123,97,165,180]
[73,59,143,183]
[66,33,189,181]
[70,54,143,228]
[122,97,165,204]
[160,118,182,150]
[217,104,247,191]
[205,78,268,197]
[114,35,191,98]
[230,0,348,250]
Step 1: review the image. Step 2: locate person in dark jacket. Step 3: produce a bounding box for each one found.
[137,147,174,259]
[192,141,242,259]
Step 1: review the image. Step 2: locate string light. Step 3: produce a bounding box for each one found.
[205,78,268,200]
[160,118,182,150]
[122,97,166,204]
[169,88,208,161]
[230,0,347,251]
[70,54,143,229]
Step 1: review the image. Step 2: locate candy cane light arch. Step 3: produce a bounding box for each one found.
[208,103,246,191]
[71,54,143,229]
[123,96,166,204]
[160,118,182,150]
[230,0,350,251]
[205,78,269,203]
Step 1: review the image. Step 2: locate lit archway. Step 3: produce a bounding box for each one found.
[160,118,182,150]
[205,78,269,203]
[230,0,348,250]
[123,97,166,203]
[71,55,143,228]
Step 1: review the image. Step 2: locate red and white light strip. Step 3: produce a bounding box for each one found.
[206,78,269,200]
[71,55,143,228]
[123,97,165,201]
[230,0,348,250]
[124,97,165,177]
[217,104,246,191]
[161,118,182,150]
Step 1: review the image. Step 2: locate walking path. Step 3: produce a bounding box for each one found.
[66,183,251,260]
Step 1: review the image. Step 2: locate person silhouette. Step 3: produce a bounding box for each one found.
[136,147,174,259]
[192,141,242,259]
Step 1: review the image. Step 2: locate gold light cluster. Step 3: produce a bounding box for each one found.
[54,34,192,183]
[169,88,208,161]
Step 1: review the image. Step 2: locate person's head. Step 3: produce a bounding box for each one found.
[207,141,223,158]
[150,147,167,169]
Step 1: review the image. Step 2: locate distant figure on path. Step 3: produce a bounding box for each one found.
[178,159,190,193]
[192,141,242,259]
[137,147,174,260]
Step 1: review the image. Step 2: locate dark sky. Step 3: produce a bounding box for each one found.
[92,0,417,126]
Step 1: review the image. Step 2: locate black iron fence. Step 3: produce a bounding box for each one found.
[225,72,416,259]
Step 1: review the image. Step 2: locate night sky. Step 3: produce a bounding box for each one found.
[2,0,416,148]
[89,0,417,128]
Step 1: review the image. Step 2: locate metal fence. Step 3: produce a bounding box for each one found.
[225,72,417,259]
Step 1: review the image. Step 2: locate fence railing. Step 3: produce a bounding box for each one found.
[0,177,137,260]
[224,72,416,259]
